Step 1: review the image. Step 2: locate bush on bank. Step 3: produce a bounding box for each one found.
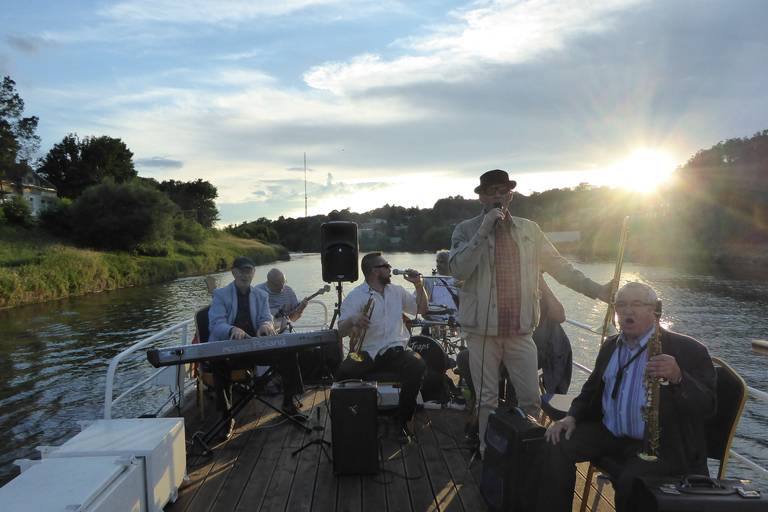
[0,227,287,309]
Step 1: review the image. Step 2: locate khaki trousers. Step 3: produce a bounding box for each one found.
[467,331,541,452]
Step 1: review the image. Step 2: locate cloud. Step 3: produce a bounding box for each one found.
[6,36,61,56]
[305,0,643,95]
[134,157,184,169]
[98,0,360,24]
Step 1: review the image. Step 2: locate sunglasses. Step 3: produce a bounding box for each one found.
[482,186,512,196]
[374,263,392,269]
[613,300,654,310]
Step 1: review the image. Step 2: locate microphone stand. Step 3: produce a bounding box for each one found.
[291,406,331,462]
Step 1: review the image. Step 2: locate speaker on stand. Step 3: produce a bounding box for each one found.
[318,221,359,378]
[321,221,358,331]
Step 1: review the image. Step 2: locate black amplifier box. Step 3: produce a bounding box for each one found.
[330,380,379,475]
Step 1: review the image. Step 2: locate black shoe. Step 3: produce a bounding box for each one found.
[218,418,235,441]
[282,403,308,421]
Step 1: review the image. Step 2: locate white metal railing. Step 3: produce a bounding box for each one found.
[562,318,768,481]
[103,300,331,420]
[104,319,195,419]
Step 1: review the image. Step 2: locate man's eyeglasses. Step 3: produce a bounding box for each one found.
[482,186,511,196]
[374,263,392,269]
[613,300,654,310]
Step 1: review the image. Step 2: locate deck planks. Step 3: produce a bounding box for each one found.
[165,379,614,512]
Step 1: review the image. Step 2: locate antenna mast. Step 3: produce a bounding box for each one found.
[304,152,308,217]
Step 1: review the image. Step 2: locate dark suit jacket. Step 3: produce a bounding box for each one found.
[568,329,717,475]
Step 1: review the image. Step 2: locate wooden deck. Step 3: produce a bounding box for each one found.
[164,375,615,512]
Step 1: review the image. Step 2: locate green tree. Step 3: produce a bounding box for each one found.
[69,179,178,254]
[0,76,40,163]
[38,197,72,235]
[0,77,40,200]
[158,178,220,228]
[38,134,137,199]
[0,193,33,226]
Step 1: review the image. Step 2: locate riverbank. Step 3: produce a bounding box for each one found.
[0,226,288,308]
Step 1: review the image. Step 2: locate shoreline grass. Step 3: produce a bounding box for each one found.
[0,227,287,309]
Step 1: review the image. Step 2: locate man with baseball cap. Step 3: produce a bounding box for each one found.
[449,170,612,455]
[208,256,306,439]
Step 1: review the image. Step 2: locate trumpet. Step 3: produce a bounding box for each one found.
[600,216,630,344]
[639,300,663,461]
[349,295,375,362]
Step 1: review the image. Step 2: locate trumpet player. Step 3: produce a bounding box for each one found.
[336,252,429,443]
[537,282,717,512]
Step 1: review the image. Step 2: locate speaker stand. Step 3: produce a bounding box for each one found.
[328,281,343,329]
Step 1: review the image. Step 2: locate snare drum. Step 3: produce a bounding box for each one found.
[427,302,451,316]
[408,335,448,374]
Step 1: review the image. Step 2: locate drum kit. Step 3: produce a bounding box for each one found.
[408,272,465,377]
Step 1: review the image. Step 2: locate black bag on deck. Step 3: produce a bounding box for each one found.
[481,407,546,512]
[630,475,765,511]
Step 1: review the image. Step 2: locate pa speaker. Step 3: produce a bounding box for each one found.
[321,221,359,283]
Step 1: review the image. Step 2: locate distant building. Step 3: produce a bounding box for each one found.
[1,162,58,216]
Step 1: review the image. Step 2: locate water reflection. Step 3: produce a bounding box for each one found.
[1,253,767,491]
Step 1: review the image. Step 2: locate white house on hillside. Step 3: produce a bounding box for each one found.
[1,163,58,216]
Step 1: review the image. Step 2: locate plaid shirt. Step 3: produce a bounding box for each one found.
[495,219,522,336]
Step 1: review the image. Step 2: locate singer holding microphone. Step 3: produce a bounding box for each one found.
[449,169,613,456]
[336,252,429,443]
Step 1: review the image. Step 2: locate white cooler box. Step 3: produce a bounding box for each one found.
[44,418,185,512]
[0,455,146,512]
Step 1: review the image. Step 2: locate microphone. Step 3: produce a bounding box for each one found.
[493,202,502,229]
[392,269,408,276]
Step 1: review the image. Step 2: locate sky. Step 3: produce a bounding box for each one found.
[3,0,768,226]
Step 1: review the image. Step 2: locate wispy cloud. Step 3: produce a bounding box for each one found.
[6,36,62,56]
[135,157,184,169]
[306,0,643,95]
[98,0,366,24]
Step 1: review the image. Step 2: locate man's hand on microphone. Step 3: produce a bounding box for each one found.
[479,206,505,237]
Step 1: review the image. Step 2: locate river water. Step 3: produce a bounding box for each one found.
[1,252,768,490]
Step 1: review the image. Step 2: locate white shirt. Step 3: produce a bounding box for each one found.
[340,281,419,357]
[428,277,459,321]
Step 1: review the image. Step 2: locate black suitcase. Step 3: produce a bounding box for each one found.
[481,407,546,512]
[631,475,766,511]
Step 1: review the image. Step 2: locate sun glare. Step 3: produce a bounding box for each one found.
[601,149,676,194]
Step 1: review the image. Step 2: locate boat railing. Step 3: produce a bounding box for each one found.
[563,319,768,482]
[103,299,330,420]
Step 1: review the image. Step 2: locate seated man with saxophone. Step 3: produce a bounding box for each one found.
[536,282,717,512]
[335,252,429,443]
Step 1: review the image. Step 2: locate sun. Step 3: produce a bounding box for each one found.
[601,149,677,194]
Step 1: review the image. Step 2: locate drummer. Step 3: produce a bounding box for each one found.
[423,250,460,328]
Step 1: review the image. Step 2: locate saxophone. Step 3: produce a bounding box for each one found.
[349,295,375,362]
[639,300,664,461]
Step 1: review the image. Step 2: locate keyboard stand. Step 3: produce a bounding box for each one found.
[192,366,311,456]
